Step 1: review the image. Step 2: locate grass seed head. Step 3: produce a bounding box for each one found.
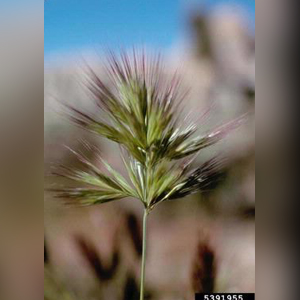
[53,50,244,209]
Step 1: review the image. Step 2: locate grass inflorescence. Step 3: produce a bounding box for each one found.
[52,49,244,300]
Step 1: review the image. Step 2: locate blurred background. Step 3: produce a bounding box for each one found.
[44,1,255,300]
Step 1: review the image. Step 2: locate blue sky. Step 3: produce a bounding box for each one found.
[45,0,255,58]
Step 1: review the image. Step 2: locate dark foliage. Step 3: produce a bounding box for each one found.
[75,236,119,282]
[191,239,216,293]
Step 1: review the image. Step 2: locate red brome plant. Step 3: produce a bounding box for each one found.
[53,50,245,300]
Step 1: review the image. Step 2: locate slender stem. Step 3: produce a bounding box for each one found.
[140,208,148,300]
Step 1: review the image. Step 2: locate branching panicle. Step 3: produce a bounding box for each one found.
[54,50,242,209]
[51,50,245,300]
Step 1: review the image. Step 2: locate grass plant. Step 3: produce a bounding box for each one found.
[53,50,243,300]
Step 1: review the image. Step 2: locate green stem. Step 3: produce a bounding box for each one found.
[140,208,148,300]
